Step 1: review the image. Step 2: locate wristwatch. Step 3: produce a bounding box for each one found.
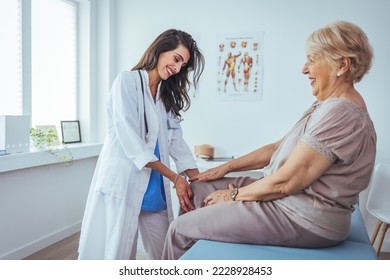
[230,187,239,201]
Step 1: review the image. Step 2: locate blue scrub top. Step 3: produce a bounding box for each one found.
[141,97,167,211]
[141,139,167,211]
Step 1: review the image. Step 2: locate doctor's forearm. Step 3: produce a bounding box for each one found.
[146,161,177,182]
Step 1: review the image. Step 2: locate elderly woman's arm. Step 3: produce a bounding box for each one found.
[203,141,332,205]
[190,137,285,182]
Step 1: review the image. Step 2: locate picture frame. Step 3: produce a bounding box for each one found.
[61,120,81,144]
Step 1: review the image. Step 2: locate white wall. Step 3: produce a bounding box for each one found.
[113,0,390,162]
[105,0,390,251]
[0,157,97,259]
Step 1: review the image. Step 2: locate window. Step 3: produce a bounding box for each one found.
[0,0,22,116]
[0,0,78,129]
[31,0,77,127]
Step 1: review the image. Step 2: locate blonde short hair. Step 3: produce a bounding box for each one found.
[306,21,373,83]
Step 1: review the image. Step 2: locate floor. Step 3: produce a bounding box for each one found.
[24,232,80,260]
[23,232,390,260]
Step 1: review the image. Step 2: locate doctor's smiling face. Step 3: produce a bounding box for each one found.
[157,44,190,80]
[132,29,204,117]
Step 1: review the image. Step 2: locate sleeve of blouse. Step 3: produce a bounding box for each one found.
[301,101,367,164]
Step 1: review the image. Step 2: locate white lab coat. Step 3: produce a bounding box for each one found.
[78,70,197,259]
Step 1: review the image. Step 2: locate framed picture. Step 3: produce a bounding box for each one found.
[61,120,81,144]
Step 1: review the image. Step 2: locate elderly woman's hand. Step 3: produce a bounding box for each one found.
[203,183,236,206]
[189,164,230,182]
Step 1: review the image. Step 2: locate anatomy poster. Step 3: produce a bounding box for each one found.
[216,32,264,100]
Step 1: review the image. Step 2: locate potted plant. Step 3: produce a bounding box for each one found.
[30,127,74,166]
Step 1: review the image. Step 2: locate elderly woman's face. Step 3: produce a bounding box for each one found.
[302,53,338,100]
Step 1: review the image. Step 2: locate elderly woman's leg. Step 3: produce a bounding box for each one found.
[190,176,258,209]
[177,176,257,216]
[162,177,338,260]
[162,198,297,259]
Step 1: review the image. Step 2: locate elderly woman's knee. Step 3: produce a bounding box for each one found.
[168,214,188,235]
[190,180,206,189]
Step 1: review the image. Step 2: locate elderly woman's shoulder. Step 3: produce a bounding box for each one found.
[321,98,366,114]
[314,98,369,125]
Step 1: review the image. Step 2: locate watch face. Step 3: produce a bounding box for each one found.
[230,188,238,200]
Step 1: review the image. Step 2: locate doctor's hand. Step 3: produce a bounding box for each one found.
[189,164,230,182]
[174,175,195,213]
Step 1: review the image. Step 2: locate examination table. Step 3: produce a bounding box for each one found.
[180,205,377,260]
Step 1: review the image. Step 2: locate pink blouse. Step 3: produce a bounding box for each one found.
[263,98,377,241]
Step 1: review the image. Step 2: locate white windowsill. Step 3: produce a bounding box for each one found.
[0,142,103,173]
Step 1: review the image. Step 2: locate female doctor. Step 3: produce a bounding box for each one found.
[78,29,205,260]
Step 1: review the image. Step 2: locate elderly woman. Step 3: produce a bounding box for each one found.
[162,21,377,260]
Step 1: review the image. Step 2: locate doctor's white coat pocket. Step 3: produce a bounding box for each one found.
[95,158,132,199]
[167,118,181,145]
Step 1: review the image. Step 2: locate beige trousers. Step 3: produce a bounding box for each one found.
[130,210,169,260]
[162,177,338,260]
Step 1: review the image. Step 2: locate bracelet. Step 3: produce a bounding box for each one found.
[173,174,180,186]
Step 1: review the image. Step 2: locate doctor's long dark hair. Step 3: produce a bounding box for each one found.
[132,29,205,119]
